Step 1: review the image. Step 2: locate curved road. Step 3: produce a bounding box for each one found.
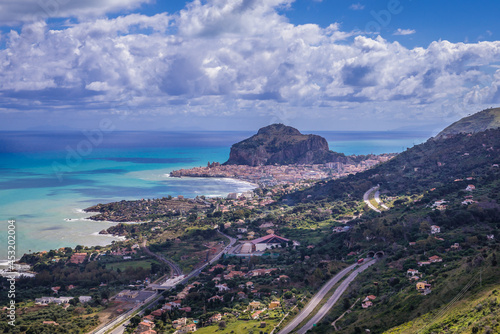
[374,189,389,210]
[278,263,359,334]
[141,244,183,277]
[363,186,381,213]
[296,259,375,334]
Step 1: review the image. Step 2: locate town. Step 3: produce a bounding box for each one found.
[170,154,395,187]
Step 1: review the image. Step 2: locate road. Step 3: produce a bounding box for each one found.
[106,291,166,334]
[278,263,358,334]
[142,245,183,276]
[374,189,389,210]
[92,291,159,334]
[178,230,237,284]
[296,259,375,334]
[90,230,236,334]
[363,186,381,213]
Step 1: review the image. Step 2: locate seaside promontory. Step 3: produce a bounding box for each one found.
[224,123,350,166]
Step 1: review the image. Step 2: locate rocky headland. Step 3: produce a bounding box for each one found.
[224,123,351,166]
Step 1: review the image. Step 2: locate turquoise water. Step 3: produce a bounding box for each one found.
[318,131,430,155]
[0,130,430,260]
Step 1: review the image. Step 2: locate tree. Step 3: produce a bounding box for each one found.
[218,321,227,330]
[151,262,162,275]
[130,315,141,327]
[343,298,350,310]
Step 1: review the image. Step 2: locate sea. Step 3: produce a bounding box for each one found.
[0,130,431,262]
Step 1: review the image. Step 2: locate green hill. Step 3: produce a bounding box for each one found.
[286,117,500,334]
[293,127,500,202]
[436,107,500,139]
[385,285,500,334]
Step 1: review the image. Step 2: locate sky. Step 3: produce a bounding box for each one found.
[0,0,500,132]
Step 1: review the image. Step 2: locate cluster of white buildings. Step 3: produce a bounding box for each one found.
[35,296,92,305]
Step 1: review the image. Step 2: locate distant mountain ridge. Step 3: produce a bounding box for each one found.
[436,107,500,139]
[224,123,350,166]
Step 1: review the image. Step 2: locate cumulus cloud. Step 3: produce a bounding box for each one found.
[0,0,152,25]
[177,0,293,37]
[393,28,416,36]
[0,0,499,127]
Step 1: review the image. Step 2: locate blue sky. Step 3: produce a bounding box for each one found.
[0,0,499,132]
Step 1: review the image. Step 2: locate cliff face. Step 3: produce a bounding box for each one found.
[224,124,348,166]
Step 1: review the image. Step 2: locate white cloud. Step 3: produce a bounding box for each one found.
[0,0,152,25]
[177,0,293,37]
[86,81,110,91]
[393,28,416,36]
[349,3,365,10]
[0,0,499,129]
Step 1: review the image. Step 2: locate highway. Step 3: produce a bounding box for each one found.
[90,230,236,334]
[296,259,375,334]
[363,186,381,213]
[92,291,159,334]
[374,189,389,210]
[278,263,358,334]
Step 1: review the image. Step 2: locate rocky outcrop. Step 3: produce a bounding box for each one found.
[224,124,349,166]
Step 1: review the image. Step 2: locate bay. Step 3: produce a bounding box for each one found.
[0,130,430,260]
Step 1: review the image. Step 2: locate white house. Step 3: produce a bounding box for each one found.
[465,184,476,191]
[227,193,239,200]
[407,269,419,276]
[35,297,73,305]
[251,234,290,252]
[430,225,441,234]
[79,296,92,303]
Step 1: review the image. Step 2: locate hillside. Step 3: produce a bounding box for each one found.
[294,128,500,202]
[295,132,500,333]
[436,107,500,139]
[224,123,350,166]
[284,114,500,333]
[385,285,500,334]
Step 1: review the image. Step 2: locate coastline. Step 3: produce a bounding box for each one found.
[0,131,411,263]
[172,175,260,191]
[0,177,258,262]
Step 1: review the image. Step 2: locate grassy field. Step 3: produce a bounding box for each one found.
[281,220,335,245]
[105,259,161,272]
[161,239,224,273]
